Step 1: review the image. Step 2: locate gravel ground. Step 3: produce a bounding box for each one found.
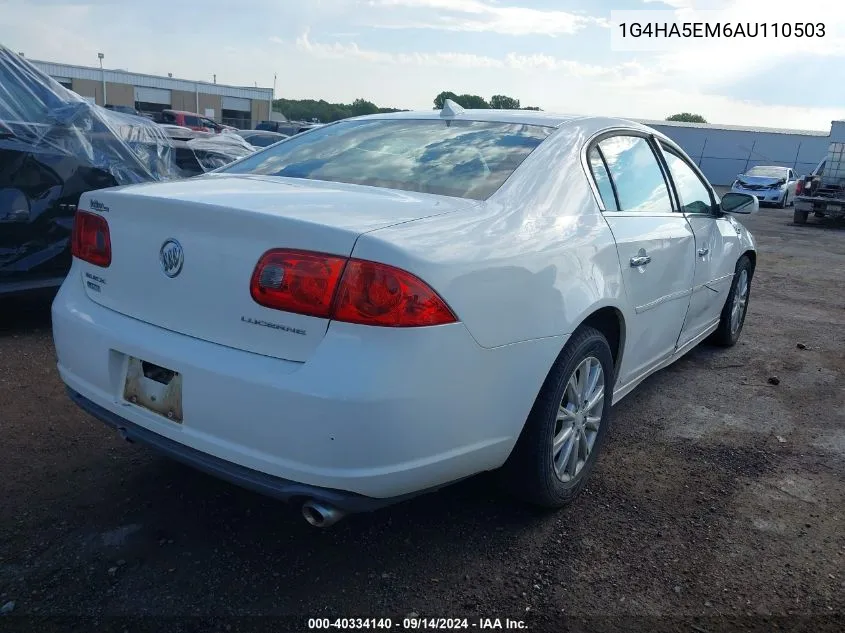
[1,205,843,633]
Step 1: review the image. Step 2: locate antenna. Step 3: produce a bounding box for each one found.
[440,99,465,118]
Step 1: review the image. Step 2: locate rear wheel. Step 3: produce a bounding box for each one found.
[501,327,614,508]
[793,209,808,224]
[711,255,752,347]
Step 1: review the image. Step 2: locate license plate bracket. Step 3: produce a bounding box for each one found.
[123,357,183,422]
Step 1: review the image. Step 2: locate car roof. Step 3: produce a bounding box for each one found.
[346,108,665,137]
[164,109,202,116]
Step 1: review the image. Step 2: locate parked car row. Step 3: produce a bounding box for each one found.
[0,45,255,296]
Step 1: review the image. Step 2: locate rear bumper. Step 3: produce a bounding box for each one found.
[794,197,845,216]
[52,267,563,499]
[67,388,408,512]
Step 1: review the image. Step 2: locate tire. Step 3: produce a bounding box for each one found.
[500,326,614,508]
[779,191,789,208]
[710,255,753,347]
[793,209,808,224]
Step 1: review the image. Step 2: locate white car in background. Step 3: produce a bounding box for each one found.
[731,165,797,207]
[52,101,759,527]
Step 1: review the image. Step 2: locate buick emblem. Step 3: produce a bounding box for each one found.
[159,239,184,278]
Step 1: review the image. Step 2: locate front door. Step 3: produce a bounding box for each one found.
[588,135,695,386]
[658,144,738,347]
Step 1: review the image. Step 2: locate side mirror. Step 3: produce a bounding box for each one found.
[720,192,758,215]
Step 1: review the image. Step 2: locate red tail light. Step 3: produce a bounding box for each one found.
[71,210,111,267]
[250,250,347,318]
[795,180,804,196]
[250,249,458,327]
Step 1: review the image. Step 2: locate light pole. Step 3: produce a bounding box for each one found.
[97,52,106,106]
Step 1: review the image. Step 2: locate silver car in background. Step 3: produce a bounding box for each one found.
[731,165,797,207]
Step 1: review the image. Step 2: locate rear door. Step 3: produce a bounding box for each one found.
[658,143,738,346]
[589,134,695,385]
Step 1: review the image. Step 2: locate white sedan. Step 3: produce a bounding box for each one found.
[731,165,797,207]
[52,101,759,527]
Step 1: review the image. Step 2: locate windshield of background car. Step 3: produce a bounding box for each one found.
[221,119,554,200]
[747,166,787,178]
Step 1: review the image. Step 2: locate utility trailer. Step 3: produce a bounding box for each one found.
[793,142,845,224]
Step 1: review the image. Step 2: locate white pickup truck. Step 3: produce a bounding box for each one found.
[793,142,845,224]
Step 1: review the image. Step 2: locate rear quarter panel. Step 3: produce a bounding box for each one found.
[351,123,629,350]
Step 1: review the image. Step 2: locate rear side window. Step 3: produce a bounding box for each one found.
[221,119,554,200]
[587,147,618,211]
[598,136,672,214]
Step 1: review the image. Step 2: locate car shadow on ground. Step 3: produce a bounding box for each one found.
[0,289,56,335]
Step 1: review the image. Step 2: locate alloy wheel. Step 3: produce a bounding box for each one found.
[553,356,604,482]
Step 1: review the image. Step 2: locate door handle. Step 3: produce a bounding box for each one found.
[698,247,710,257]
[630,255,651,267]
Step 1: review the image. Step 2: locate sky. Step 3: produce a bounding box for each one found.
[2,0,845,129]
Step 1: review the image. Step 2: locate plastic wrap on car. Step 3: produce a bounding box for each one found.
[0,45,178,184]
[186,132,255,172]
[0,45,253,285]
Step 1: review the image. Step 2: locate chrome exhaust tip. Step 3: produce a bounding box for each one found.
[301,500,346,528]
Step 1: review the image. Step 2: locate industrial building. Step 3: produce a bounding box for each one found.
[640,119,845,185]
[28,58,272,129]
[17,55,845,184]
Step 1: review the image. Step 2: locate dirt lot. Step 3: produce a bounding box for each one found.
[1,205,843,633]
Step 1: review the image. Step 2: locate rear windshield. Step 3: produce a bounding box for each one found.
[221,119,553,200]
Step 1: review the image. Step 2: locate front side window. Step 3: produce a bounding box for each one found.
[597,135,672,214]
[184,115,200,127]
[661,145,713,214]
[221,119,553,200]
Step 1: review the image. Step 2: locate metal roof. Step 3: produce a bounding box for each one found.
[633,117,832,137]
[28,59,272,101]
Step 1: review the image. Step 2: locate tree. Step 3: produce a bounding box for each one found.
[350,98,379,117]
[433,91,460,109]
[666,112,707,123]
[490,94,521,109]
[433,91,490,109]
[457,94,490,109]
[272,98,406,123]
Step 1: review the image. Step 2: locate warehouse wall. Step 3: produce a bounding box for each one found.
[168,90,223,120]
[71,78,100,103]
[648,121,845,185]
[251,99,269,125]
[169,89,197,113]
[198,93,223,120]
[105,82,134,107]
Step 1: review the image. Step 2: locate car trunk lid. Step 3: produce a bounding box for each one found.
[76,174,471,363]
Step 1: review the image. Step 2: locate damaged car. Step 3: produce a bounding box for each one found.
[730,165,797,208]
[0,45,253,296]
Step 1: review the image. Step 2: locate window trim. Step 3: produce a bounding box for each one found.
[587,145,620,212]
[581,128,679,216]
[658,140,718,216]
